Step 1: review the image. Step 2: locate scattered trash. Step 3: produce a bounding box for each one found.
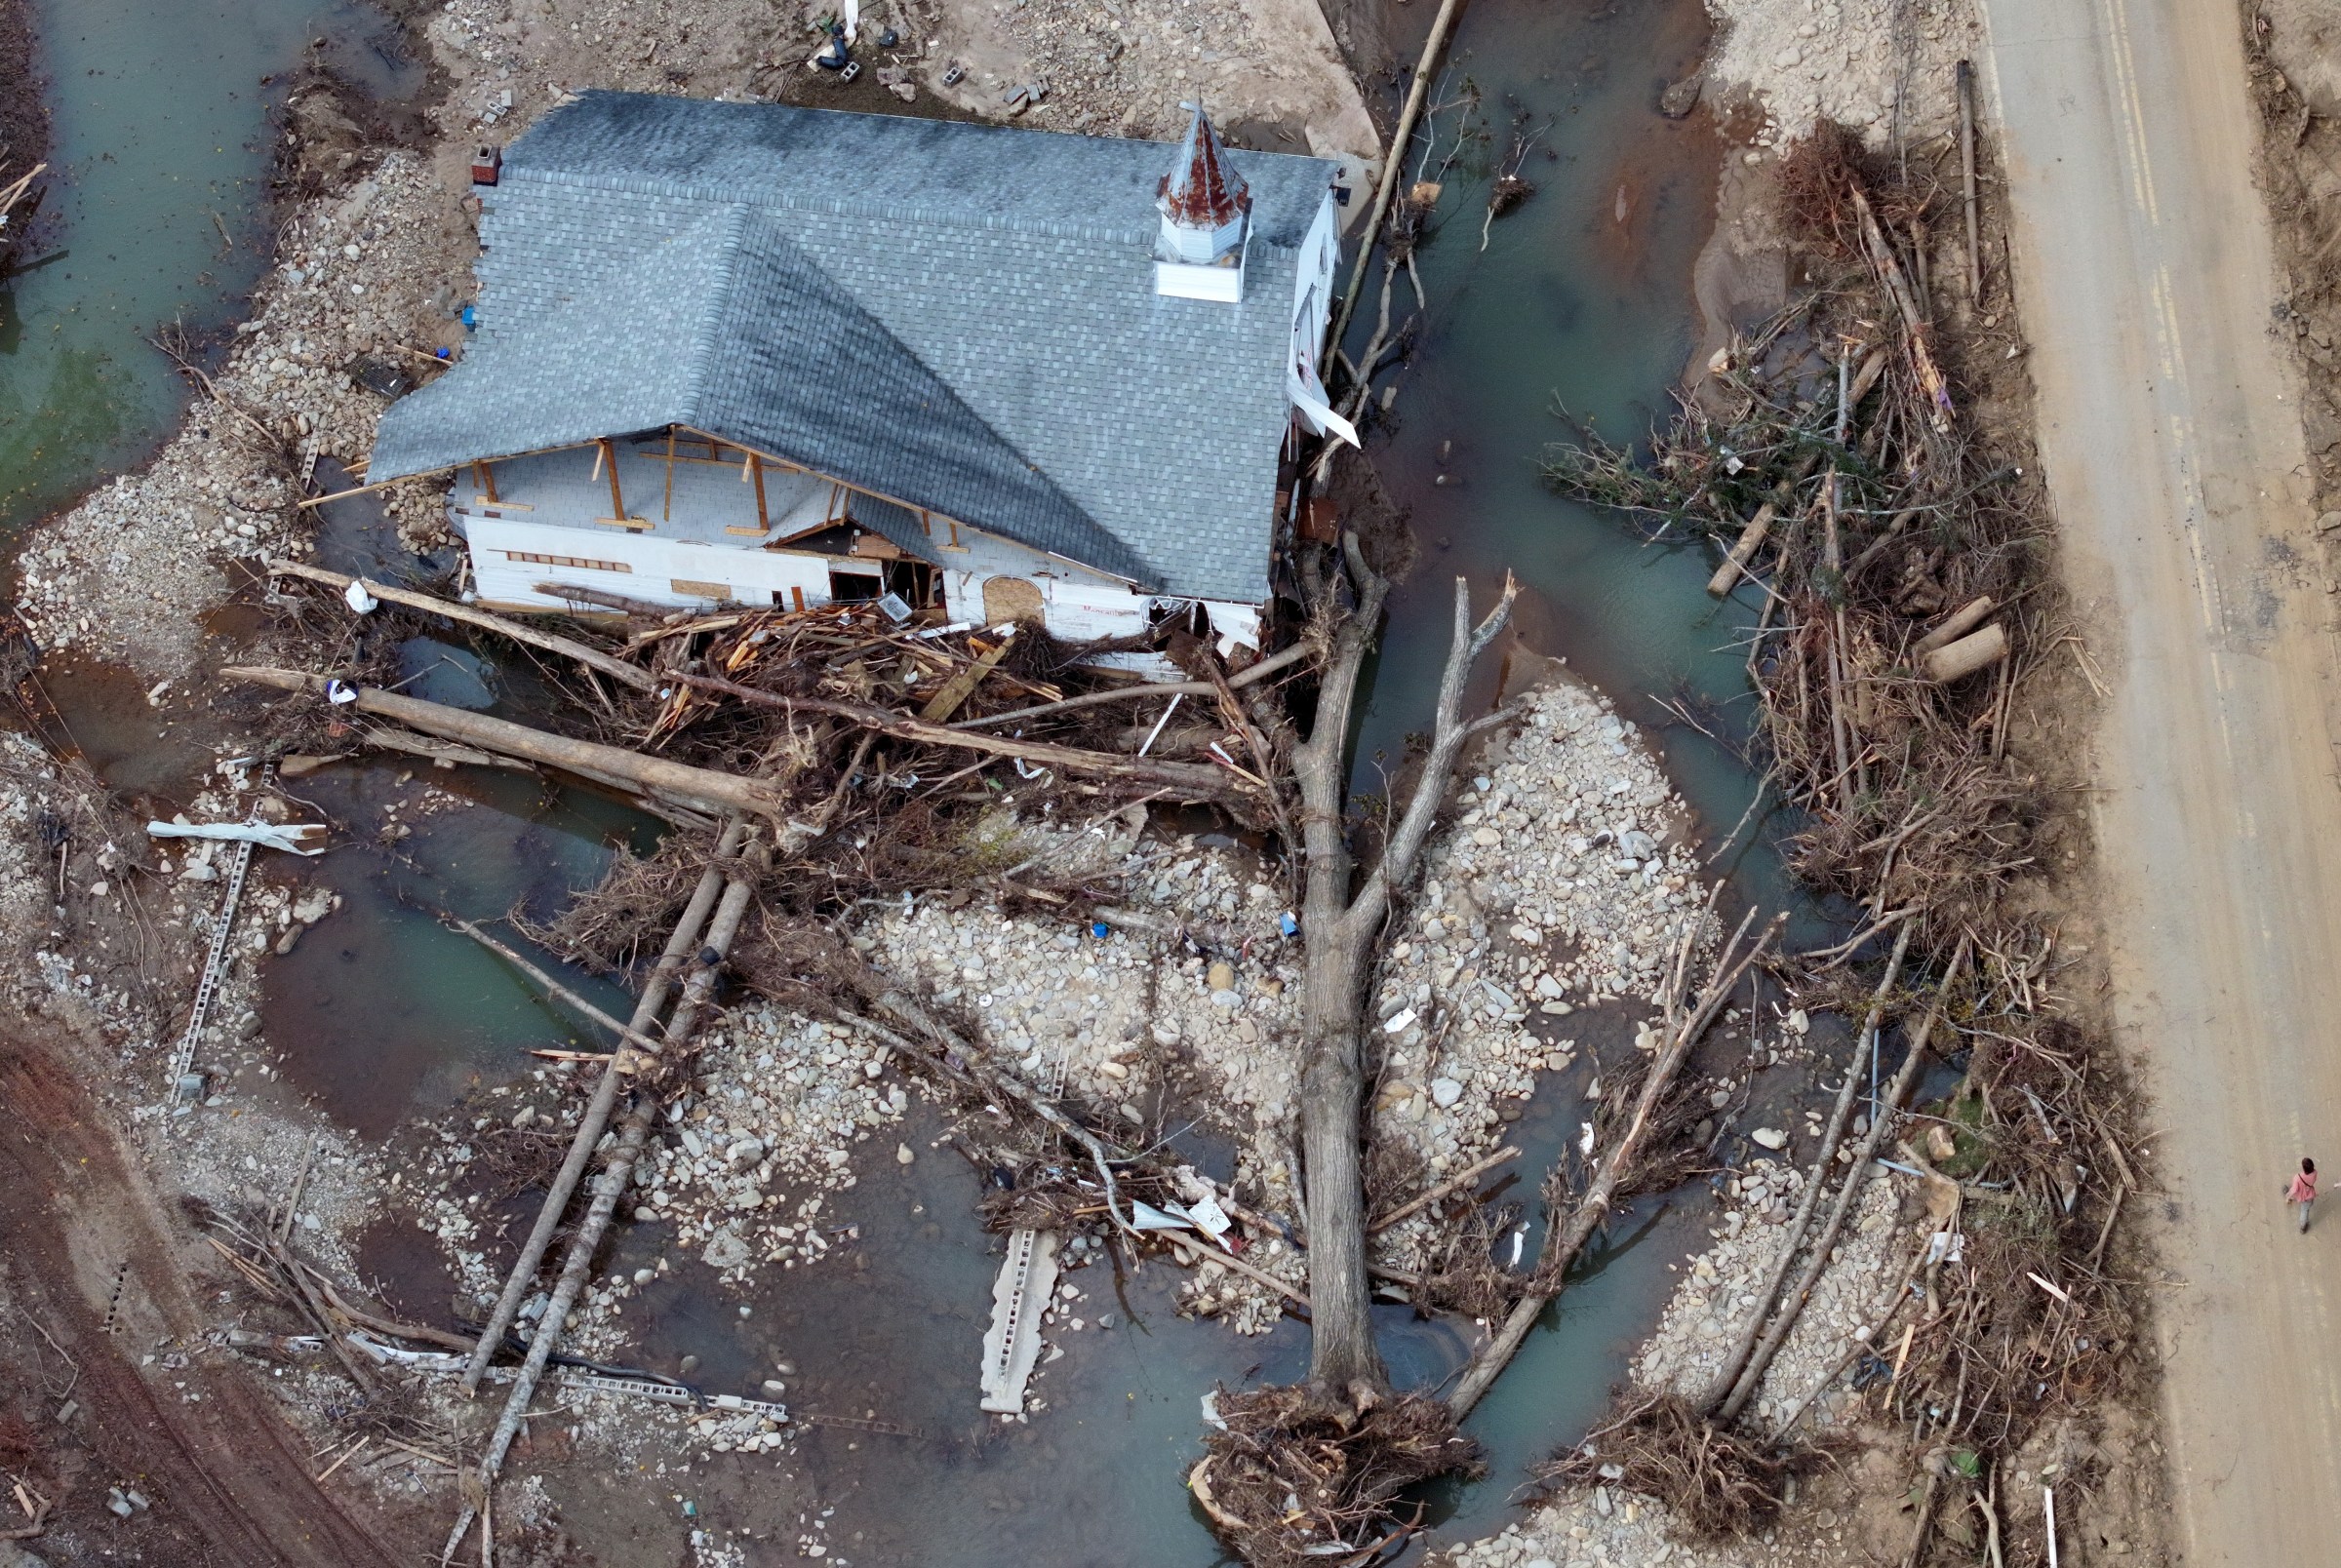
[147,820,329,855]
[342,578,378,613]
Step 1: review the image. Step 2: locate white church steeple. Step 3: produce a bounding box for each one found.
[1154,102,1251,301]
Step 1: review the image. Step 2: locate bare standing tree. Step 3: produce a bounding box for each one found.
[1287,536,1518,1397]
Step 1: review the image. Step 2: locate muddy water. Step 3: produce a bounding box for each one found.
[15,0,1823,1559]
[0,0,417,533]
[1354,0,1825,934]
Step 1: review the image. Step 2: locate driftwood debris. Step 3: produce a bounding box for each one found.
[223,666,782,818]
[267,558,658,691]
[1448,908,1783,1419]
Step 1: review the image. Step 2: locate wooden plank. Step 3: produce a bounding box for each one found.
[917,631,1017,723]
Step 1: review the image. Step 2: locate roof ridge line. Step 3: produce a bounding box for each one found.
[679,204,756,429]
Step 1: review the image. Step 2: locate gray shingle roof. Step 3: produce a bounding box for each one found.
[370,92,1338,604]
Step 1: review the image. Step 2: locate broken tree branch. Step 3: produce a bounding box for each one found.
[267,559,657,691]
[1449,908,1784,1419]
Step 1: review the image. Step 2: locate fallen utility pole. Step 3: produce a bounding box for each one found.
[223,667,781,819]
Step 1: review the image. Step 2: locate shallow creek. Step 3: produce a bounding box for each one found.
[9,1,1842,1561]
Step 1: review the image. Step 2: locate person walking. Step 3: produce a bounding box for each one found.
[2286,1156,2318,1234]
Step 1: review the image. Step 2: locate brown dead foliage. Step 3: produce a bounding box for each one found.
[1539,1392,1836,1541]
[1194,1387,1484,1568]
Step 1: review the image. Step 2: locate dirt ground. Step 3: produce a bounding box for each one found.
[0,1017,408,1564]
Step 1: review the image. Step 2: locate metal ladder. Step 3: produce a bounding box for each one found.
[164,834,256,1094]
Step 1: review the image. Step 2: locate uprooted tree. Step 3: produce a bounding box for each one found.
[1290,538,1518,1401]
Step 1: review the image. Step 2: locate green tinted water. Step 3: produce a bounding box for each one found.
[0,0,416,532]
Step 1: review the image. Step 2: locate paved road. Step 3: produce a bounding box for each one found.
[1976,0,2341,1561]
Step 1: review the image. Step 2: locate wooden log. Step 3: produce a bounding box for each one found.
[1912,594,1996,656]
[1701,922,1912,1412]
[1328,0,1466,350]
[1920,622,2005,684]
[918,629,1017,723]
[950,641,1315,731]
[222,667,780,818]
[1714,939,1970,1423]
[362,725,536,774]
[534,581,669,617]
[1706,502,1776,598]
[665,669,1247,800]
[1959,60,1983,302]
[1449,909,1782,1419]
[265,559,656,691]
[457,821,747,1393]
[446,844,768,1563]
[1368,1144,1520,1234]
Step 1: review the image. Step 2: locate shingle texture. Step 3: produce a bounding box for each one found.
[371,93,1337,603]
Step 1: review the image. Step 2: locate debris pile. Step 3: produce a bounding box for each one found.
[1536,107,2140,1567]
[1194,1387,1485,1568]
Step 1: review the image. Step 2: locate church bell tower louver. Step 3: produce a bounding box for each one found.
[1154,102,1250,301]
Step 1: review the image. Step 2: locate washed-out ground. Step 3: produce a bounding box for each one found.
[0,0,2143,1561]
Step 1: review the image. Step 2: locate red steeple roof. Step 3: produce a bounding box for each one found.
[1158,102,1250,228]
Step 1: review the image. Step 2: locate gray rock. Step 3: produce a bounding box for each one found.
[1658,71,1704,118]
[1430,1077,1464,1109]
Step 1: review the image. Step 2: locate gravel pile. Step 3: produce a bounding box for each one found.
[1365,681,1714,1194]
[20,153,467,679]
[1704,0,1984,146]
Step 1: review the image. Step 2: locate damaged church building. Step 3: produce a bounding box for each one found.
[366,91,1357,669]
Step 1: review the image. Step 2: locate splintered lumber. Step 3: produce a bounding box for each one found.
[458,820,747,1393]
[265,559,656,691]
[1920,623,2005,684]
[979,1229,1060,1414]
[222,667,780,818]
[1707,502,1777,597]
[666,669,1245,799]
[918,629,1017,723]
[1850,187,1954,420]
[1912,595,1996,657]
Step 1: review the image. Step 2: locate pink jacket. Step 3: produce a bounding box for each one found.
[2288,1172,2318,1204]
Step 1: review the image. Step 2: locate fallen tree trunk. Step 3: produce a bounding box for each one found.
[1290,556,1519,1397]
[1700,921,1912,1411]
[456,820,747,1394]
[222,667,781,819]
[444,843,767,1565]
[664,668,1249,802]
[265,559,657,692]
[1713,936,1970,1424]
[1448,908,1783,1420]
[948,641,1315,732]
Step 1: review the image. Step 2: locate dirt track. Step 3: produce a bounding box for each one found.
[0,1027,403,1565]
[1977,0,2341,1561]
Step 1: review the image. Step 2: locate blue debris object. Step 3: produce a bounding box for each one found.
[459,303,477,330]
[1091,921,1110,939]
[1279,911,1299,938]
